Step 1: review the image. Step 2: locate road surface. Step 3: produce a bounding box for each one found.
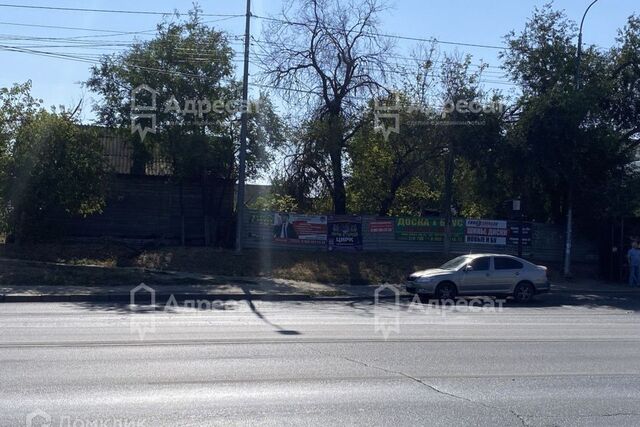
[1,292,639,426]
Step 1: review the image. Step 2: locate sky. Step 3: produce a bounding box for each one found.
[0,0,637,120]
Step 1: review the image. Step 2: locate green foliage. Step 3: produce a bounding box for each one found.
[4,111,109,241]
[389,177,441,217]
[0,81,44,233]
[348,53,505,219]
[501,6,640,225]
[347,94,444,216]
[249,194,299,213]
[272,4,640,229]
[86,7,283,181]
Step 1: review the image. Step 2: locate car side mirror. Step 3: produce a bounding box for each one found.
[464,264,473,272]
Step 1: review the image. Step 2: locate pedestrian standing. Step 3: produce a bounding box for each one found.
[627,241,640,287]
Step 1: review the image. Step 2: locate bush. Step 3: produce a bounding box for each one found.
[4,112,109,241]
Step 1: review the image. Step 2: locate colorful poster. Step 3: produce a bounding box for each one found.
[507,221,532,246]
[327,215,363,251]
[369,219,394,233]
[465,219,508,245]
[395,217,465,242]
[272,213,327,244]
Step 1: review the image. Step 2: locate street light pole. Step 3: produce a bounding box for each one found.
[563,0,600,277]
[235,0,251,253]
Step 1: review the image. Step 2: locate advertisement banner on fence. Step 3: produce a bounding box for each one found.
[327,215,363,251]
[369,219,394,233]
[395,217,465,242]
[272,213,327,244]
[465,219,508,245]
[507,221,533,246]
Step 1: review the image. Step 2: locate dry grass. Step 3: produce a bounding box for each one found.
[130,248,450,285]
[0,242,594,286]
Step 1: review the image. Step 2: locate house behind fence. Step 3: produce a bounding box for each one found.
[62,129,234,246]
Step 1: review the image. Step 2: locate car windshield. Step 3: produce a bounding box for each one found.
[439,256,472,270]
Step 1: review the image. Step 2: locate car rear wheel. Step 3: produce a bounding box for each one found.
[434,282,457,301]
[513,282,535,303]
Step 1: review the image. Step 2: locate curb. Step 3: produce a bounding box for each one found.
[550,287,640,294]
[0,292,404,304]
[2,289,638,303]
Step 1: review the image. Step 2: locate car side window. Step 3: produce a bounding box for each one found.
[470,257,490,271]
[494,257,523,270]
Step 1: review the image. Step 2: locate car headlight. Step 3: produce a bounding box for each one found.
[416,276,434,284]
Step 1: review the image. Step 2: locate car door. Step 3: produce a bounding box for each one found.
[491,257,525,292]
[460,256,492,294]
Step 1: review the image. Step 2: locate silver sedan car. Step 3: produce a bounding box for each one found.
[405,254,550,302]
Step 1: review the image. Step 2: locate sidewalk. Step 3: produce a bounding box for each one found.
[550,278,640,294]
[1,257,638,303]
[0,278,400,303]
[0,257,401,302]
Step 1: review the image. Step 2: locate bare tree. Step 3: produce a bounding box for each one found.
[259,0,393,214]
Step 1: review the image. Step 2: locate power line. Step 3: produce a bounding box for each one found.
[0,21,151,34]
[0,27,516,84]
[0,41,517,87]
[249,35,506,71]
[249,39,514,85]
[251,14,509,51]
[0,44,239,81]
[0,3,243,18]
[0,3,509,51]
[0,11,510,68]
[0,16,242,41]
[0,13,518,87]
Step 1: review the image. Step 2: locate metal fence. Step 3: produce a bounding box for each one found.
[242,209,599,263]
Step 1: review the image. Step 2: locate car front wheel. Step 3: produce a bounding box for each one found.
[434,282,457,301]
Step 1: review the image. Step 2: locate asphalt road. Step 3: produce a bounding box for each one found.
[1,292,640,426]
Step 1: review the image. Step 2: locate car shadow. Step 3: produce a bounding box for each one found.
[405,291,640,312]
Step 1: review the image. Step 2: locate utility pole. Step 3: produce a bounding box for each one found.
[563,0,600,277]
[235,0,251,253]
[442,142,454,255]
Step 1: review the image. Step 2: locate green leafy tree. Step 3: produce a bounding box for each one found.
[348,94,445,216]
[0,81,43,233]
[5,111,109,241]
[86,6,284,181]
[86,8,235,177]
[249,194,299,213]
[501,5,640,227]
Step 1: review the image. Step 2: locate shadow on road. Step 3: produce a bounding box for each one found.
[67,287,302,336]
[393,291,640,312]
[241,286,301,335]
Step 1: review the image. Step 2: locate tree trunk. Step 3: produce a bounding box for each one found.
[326,113,346,215]
[378,177,403,216]
[330,147,347,215]
[378,196,393,217]
[179,180,185,246]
